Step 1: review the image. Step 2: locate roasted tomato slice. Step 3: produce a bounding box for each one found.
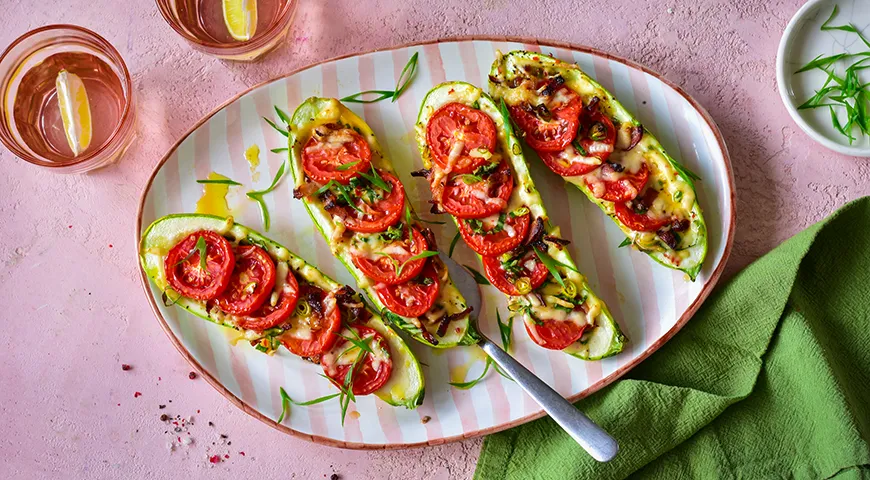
[337,170,405,233]
[525,316,587,350]
[426,102,497,174]
[614,200,670,232]
[587,162,650,202]
[214,245,277,315]
[374,262,440,318]
[508,87,582,152]
[321,325,392,396]
[165,231,235,301]
[279,285,341,357]
[538,145,602,177]
[482,250,549,296]
[302,125,372,184]
[576,110,617,162]
[458,211,530,256]
[441,161,513,219]
[351,227,428,285]
[235,264,301,332]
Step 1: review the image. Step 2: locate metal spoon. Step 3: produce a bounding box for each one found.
[440,253,619,462]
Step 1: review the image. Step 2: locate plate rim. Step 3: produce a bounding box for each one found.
[134,35,737,450]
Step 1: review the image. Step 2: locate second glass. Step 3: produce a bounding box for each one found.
[156,0,298,61]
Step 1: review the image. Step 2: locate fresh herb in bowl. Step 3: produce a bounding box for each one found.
[795,5,870,144]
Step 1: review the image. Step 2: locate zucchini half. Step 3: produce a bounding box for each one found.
[286,97,478,348]
[488,51,708,280]
[139,213,425,408]
[415,82,625,360]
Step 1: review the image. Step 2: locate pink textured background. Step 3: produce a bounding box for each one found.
[2,0,868,478]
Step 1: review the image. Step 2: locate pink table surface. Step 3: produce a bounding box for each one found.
[2,0,869,478]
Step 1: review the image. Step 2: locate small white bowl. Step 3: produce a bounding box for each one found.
[776,0,870,157]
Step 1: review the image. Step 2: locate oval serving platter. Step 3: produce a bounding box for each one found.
[136,38,735,449]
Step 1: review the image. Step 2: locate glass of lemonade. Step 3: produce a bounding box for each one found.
[0,25,135,173]
[156,0,298,61]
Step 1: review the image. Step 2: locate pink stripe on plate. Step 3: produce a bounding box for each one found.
[423,44,447,85]
[224,101,257,227]
[227,344,259,407]
[321,62,338,99]
[193,122,212,180]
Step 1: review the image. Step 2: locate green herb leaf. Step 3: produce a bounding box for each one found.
[397,250,439,277]
[194,236,207,270]
[278,386,341,424]
[340,90,395,103]
[335,160,361,171]
[448,231,461,258]
[197,178,242,186]
[263,117,289,137]
[618,237,632,248]
[392,52,419,102]
[248,160,287,197]
[274,106,292,125]
[448,357,492,389]
[534,246,565,288]
[250,195,271,231]
[572,139,588,156]
[496,310,513,352]
[357,167,392,192]
[271,147,289,154]
[820,5,870,50]
[463,265,490,285]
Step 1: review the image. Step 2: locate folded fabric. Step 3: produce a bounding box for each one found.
[475,197,870,479]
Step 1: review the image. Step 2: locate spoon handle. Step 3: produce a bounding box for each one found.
[479,338,619,462]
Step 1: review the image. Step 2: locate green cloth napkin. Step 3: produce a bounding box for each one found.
[475,197,870,480]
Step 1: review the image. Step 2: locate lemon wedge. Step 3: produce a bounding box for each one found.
[55,70,92,157]
[223,0,258,42]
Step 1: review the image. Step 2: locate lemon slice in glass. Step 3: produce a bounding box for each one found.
[56,70,92,157]
[223,0,258,42]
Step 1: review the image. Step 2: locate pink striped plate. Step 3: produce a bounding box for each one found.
[136,38,735,449]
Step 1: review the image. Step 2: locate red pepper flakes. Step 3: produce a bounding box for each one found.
[239,452,245,456]
[158,377,162,381]
[68,225,72,228]
[117,403,121,406]
[134,392,142,398]
[121,364,131,371]
[197,410,200,414]
[109,244,113,248]
[224,454,229,459]
[189,372,197,379]
[209,455,221,464]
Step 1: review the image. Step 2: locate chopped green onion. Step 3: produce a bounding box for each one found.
[514,277,532,295]
[294,300,311,317]
[263,117,289,137]
[618,237,633,248]
[277,387,340,424]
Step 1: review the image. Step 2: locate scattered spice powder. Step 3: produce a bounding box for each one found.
[331,474,340,480]
[160,414,169,421]
[121,364,131,371]
[189,372,197,379]
[209,455,221,464]
[159,405,166,409]
[421,416,431,424]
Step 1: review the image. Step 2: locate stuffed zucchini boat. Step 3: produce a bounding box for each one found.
[286,97,478,348]
[488,51,707,280]
[413,82,625,360]
[139,214,425,409]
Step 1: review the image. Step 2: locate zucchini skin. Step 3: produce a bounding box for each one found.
[488,51,707,281]
[415,82,625,360]
[286,97,479,348]
[139,213,425,408]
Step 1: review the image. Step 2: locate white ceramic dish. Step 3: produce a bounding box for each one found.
[776,0,870,156]
[136,38,735,448]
